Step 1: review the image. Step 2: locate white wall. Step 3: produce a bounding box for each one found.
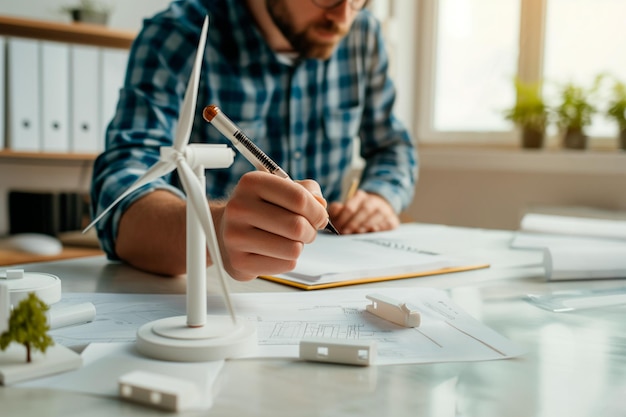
[1,0,172,30]
[405,148,626,230]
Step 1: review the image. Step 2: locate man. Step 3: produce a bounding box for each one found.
[91,0,417,281]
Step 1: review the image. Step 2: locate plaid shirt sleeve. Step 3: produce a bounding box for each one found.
[90,5,204,259]
[353,14,418,213]
[90,1,417,260]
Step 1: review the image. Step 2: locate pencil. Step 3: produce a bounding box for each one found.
[203,105,340,235]
[344,178,359,202]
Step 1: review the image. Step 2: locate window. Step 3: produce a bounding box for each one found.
[380,0,626,146]
[543,0,626,138]
[433,0,519,133]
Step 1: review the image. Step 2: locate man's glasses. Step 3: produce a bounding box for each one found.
[311,0,369,11]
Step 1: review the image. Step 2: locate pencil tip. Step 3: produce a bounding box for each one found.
[324,220,340,235]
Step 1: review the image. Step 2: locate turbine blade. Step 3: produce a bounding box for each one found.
[83,160,176,232]
[176,158,237,321]
[173,16,209,152]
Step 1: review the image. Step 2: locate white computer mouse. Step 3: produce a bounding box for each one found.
[0,233,63,256]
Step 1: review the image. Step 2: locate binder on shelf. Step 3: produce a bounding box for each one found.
[70,44,101,153]
[0,36,5,150]
[41,41,70,152]
[7,37,41,152]
[100,48,129,144]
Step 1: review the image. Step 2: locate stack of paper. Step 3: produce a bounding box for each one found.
[519,212,626,240]
[262,227,489,290]
[49,290,524,366]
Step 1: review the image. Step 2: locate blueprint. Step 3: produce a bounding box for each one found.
[51,288,524,365]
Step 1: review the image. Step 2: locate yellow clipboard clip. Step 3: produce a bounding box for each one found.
[365,293,421,328]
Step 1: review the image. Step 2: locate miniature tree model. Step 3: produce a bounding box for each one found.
[0,292,54,363]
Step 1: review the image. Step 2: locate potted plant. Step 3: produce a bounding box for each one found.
[62,0,112,26]
[554,76,603,150]
[503,78,549,149]
[606,78,626,150]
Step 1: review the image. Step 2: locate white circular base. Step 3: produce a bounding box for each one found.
[136,315,257,362]
[2,271,62,306]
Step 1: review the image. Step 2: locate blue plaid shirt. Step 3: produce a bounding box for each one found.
[91,0,417,259]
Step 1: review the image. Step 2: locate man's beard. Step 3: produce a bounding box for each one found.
[266,0,349,59]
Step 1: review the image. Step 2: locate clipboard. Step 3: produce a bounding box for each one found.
[259,263,490,290]
[257,228,490,290]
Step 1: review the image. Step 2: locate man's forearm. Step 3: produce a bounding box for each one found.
[115,190,188,276]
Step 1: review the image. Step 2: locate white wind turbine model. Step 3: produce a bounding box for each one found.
[85,16,256,362]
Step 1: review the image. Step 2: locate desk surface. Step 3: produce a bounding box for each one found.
[1,224,625,417]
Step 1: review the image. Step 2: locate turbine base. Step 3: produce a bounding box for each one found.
[136,315,256,362]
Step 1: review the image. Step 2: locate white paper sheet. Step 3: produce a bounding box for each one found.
[520,213,626,240]
[510,232,626,250]
[50,289,524,366]
[49,293,186,346]
[276,231,453,284]
[18,342,224,411]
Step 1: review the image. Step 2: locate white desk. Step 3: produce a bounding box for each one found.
[2,224,625,417]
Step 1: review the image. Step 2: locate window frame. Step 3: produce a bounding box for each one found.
[414,0,542,145]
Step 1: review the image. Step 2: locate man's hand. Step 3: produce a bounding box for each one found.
[115,172,329,279]
[215,171,330,281]
[328,190,399,234]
